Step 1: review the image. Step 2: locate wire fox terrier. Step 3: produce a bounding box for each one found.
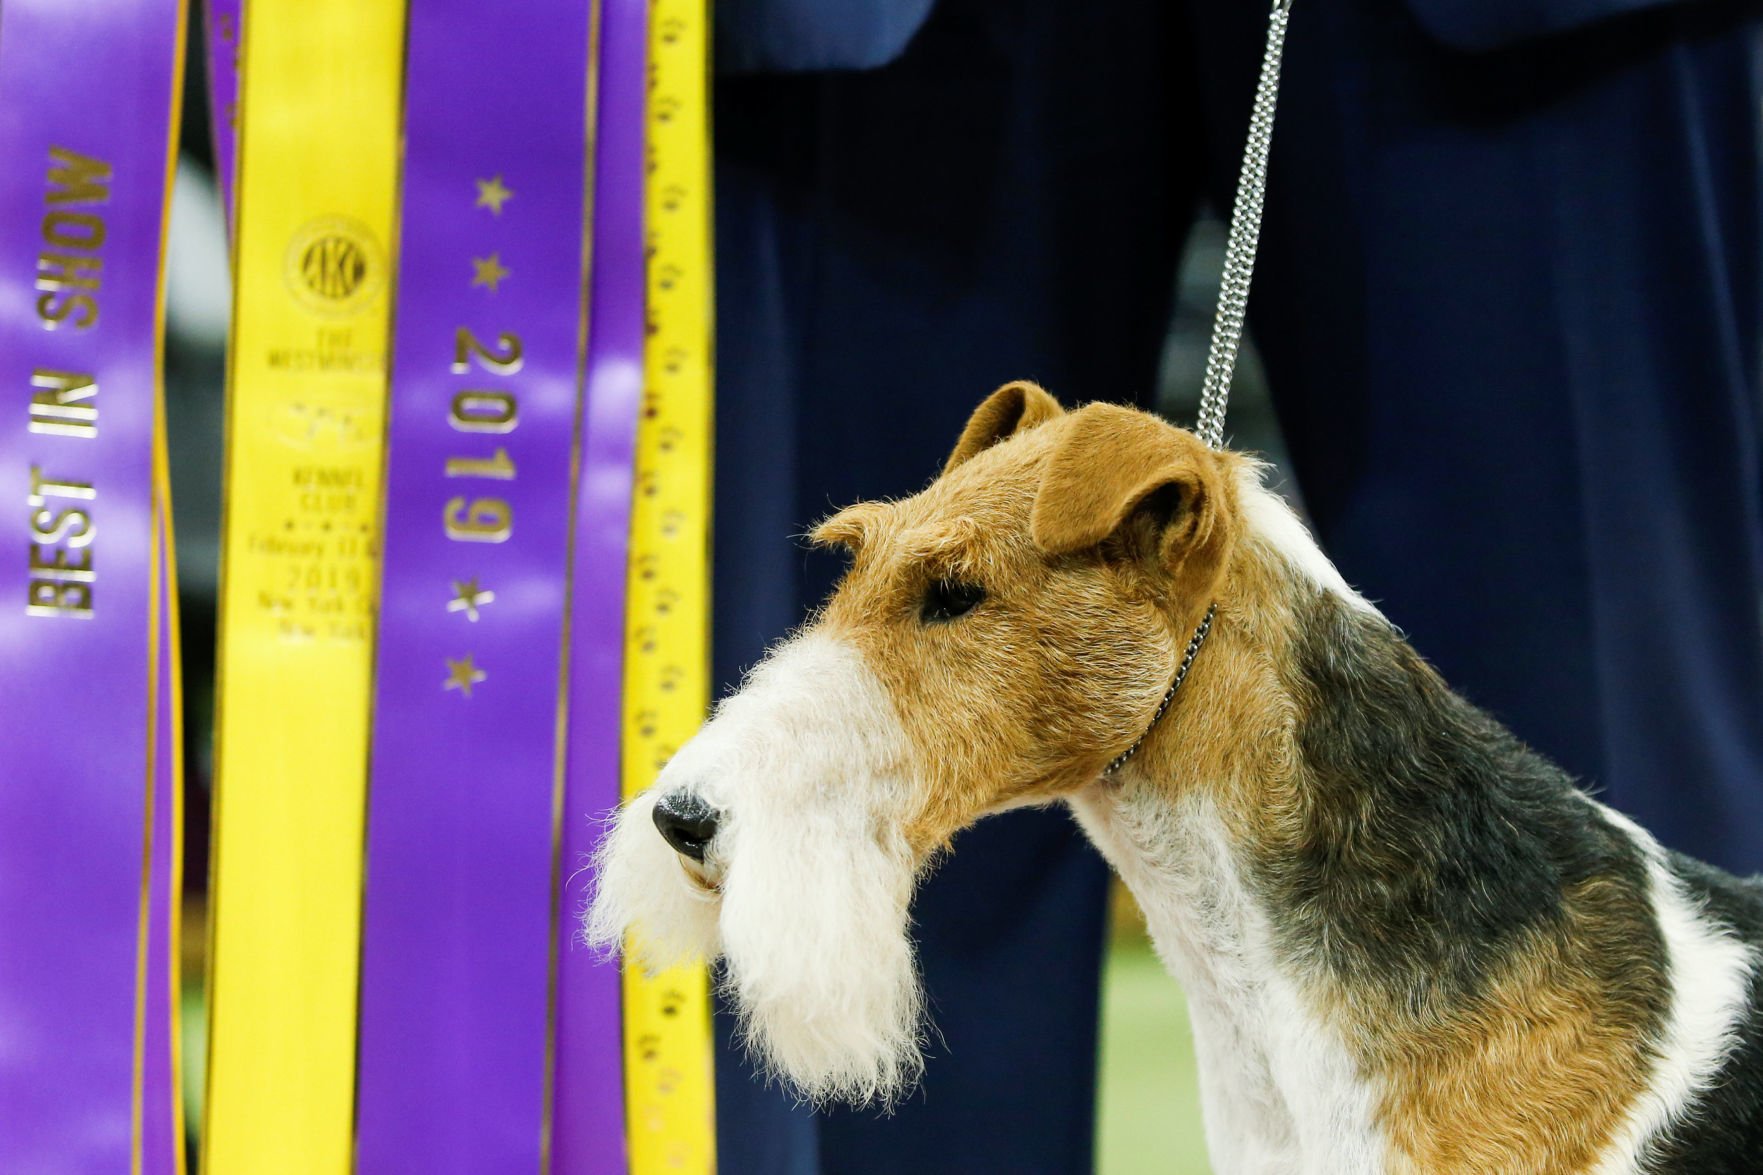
[589,382,1763,1172]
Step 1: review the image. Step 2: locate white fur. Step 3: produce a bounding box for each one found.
[587,633,926,1105]
[1590,804,1758,1173]
[1070,785,1385,1175]
[1235,465,1377,616]
[585,789,723,967]
[591,456,1755,1168]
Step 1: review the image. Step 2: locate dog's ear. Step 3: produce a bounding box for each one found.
[810,500,889,553]
[1031,404,1233,603]
[943,381,1064,475]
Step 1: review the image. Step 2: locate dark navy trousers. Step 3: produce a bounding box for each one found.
[710,1,1763,1171]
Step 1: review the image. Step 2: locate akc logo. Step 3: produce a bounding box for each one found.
[284,215,385,317]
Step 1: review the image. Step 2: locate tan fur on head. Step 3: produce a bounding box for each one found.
[813,394,1245,858]
[1032,403,1235,612]
[810,499,893,554]
[594,383,1258,1108]
[942,379,1064,474]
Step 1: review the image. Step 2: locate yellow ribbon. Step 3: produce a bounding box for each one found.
[203,2,403,1168]
[621,0,717,1167]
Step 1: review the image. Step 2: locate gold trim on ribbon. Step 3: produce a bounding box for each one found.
[136,8,190,1169]
[542,0,605,1163]
[132,525,156,1175]
[153,452,190,1175]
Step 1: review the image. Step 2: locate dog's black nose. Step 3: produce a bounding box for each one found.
[652,790,719,862]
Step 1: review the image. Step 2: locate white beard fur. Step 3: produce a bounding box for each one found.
[587,633,927,1105]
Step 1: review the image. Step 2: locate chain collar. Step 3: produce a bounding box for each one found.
[1102,602,1217,777]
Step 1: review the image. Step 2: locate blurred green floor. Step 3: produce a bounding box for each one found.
[1097,936,1211,1175]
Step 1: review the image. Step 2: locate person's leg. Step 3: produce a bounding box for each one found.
[712,0,1200,1169]
[1186,0,1763,870]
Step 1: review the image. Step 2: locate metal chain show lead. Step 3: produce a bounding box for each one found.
[1195,0,1293,452]
[1105,0,1294,778]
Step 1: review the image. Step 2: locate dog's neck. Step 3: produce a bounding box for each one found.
[1066,537,1381,1170]
[1068,508,1680,1172]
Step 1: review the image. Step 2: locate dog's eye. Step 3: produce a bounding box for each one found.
[921,579,986,623]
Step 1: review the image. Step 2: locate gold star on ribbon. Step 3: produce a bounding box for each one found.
[447,578,495,621]
[443,654,486,698]
[471,252,510,293]
[475,174,513,215]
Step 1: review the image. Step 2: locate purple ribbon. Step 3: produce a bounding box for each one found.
[357,1,598,1168]
[553,0,651,1167]
[202,0,241,231]
[0,0,182,1168]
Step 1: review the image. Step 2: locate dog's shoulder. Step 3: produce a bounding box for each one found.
[1640,852,1763,1174]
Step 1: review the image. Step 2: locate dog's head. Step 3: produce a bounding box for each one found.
[587,383,1241,1104]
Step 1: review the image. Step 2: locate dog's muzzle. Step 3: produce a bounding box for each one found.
[652,789,720,862]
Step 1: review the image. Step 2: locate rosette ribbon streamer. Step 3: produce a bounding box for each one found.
[0,0,188,1168]
[356,0,604,1168]
[203,0,405,1168]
